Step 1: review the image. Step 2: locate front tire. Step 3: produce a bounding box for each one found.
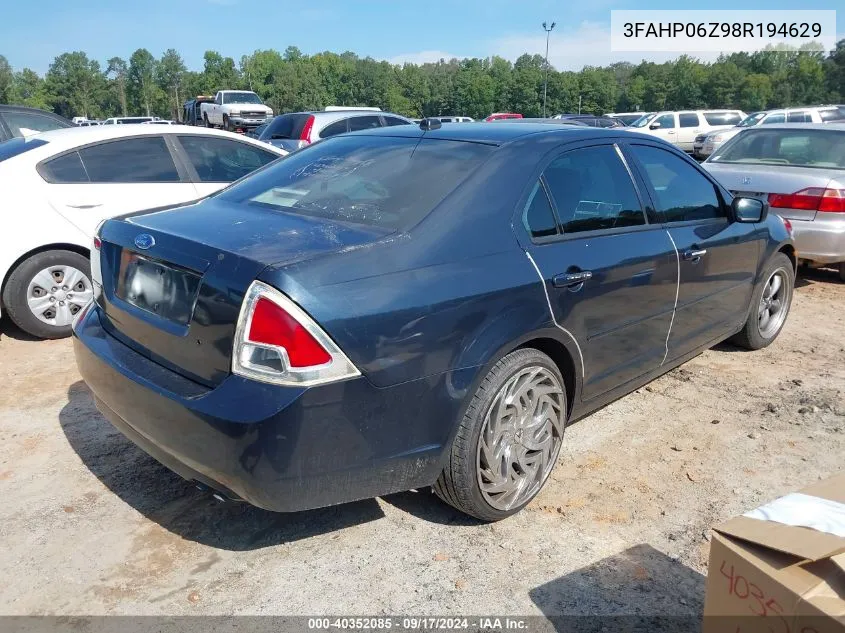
[434,348,567,521]
[223,115,232,131]
[731,252,794,350]
[2,250,93,339]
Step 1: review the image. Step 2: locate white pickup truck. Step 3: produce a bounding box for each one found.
[200,90,274,131]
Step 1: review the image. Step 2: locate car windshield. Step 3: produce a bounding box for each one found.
[223,92,263,105]
[737,112,766,127]
[630,114,655,128]
[216,135,493,230]
[0,137,48,162]
[710,129,845,169]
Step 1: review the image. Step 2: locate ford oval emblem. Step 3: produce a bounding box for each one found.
[134,234,155,250]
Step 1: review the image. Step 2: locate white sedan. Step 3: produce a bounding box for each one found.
[0,125,287,338]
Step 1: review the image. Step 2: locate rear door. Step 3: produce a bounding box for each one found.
[520,141,678,401]
[38,135,199,238]
[174,134,280,197]
[677,112,703,151]
[625,142,762,357]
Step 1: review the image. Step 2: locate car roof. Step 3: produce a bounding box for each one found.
[348,121,648,145]
[0,105,72,122]
[28,124,287,154]
[732,123,845,131]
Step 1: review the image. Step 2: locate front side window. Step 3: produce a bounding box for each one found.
[178,136,278,182]
[383,116,410,127]
[653,114,676,129]
[543,145,645,234]
[215,136,493,231]
[77,136,180,183]
[737,112,765,127]
[2,111,69,137]
[710,129,845,169]
[678,113,701,128]
[762,113,785,124]
[523,181,558,238]
[630,144,724,222]
[786,111,810,123]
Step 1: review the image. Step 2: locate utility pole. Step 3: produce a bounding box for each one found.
[542,21,556,118]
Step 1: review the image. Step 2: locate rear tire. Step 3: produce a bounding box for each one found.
[204,113,212,128]
[434,348,567,521]
[731,252,793,350]
[2,250,92,339]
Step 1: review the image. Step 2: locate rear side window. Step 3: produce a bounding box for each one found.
[543,145,645,234]
[819,109,845,122]
[320,119,349,138]
[78,137,180,183]
[40,151,88,183]
[786,111,810,123]
[2,111,69,137]
[679,113,701,128]
[178,136,278,182]
[265,114,311,140]
[0,137,48,162]
[523,181,558,238]
[703,112,742,126]
[216,136,493,230]
[349,115,382,132]
[630,144,724,222]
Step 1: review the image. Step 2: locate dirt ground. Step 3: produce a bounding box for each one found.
[0,267,842,619]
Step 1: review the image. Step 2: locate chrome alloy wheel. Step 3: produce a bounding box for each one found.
[27,265,93,327]
[476,366,565,511]
[758,268,790,339]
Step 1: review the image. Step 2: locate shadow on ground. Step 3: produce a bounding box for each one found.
[795,265,842,288]
[59,380,388,550]
[0,317,40,342]
[530,544,706,633]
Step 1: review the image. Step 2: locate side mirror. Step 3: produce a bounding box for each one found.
[733,197,767,223]
[649,122,661,130]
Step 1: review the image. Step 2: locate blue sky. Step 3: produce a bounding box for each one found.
[2,0,842,74]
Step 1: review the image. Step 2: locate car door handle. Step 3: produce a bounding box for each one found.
[667,131,676,134]
[66,203,102,209]
[553,271,593,287]
[682,249,707,261]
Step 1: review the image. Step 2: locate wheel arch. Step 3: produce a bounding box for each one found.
[517,337,578,419]
[1,243,91,302]
[778,243,797,274]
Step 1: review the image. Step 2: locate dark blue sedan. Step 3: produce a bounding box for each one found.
[72,122,795,520]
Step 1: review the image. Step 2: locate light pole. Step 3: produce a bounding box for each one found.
[542,21,556,118]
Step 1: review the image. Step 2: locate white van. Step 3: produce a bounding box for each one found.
[629,110,746,152]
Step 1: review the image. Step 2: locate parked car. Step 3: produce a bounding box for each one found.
[703,124,845,281]
[553,114,624,128]
[72,122,794,521]
[487,117,588,126]
[694,106,845,159]
[435,116,475,123]
[102,117,158,125]
[630,110,747,152]
[604,112,648,126]
[143,120,175,125]
[183,96,215,126]
[201,90,274,131]
[0,125,286,339]
[0,105,73,141]
[253,109,412,152]
[77,120,102,127]
[485,113,523,121]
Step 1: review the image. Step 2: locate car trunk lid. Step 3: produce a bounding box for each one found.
[95,199,391,387]
[705,163,839,221]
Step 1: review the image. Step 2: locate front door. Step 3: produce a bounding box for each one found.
[521,142,678,401]
[648,113,678,147]
[624,142,762,358]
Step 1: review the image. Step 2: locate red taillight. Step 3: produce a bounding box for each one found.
[248,296,331,367]
[768,188,845,213]
[299,115,315,144]
[93,236,102,250]
[232,281,360,386]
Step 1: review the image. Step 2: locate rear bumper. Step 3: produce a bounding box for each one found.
[72,306,456,512]
[784,214,845,264]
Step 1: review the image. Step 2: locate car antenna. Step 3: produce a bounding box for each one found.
[419,117,441,132]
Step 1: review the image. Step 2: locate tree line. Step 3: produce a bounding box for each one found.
[0,41,843,122]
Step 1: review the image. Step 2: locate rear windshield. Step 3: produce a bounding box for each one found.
[262,114,311,140]
[0,137,48,162]
[703,112,743,126]
[216,135,494,230]
[710,129,845,169]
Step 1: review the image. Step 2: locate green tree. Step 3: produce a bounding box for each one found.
[128,48,161,116]
[44,52,107,118]
[739,73,773,112]
[201,50,240,92]
[10,68,49,109]
[0,55,13,103]
[157,49,187,120]
[106,57,128,116]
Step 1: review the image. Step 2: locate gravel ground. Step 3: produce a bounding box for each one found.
[0,267,842,619]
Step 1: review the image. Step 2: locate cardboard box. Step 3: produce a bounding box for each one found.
[703,473,845,633]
